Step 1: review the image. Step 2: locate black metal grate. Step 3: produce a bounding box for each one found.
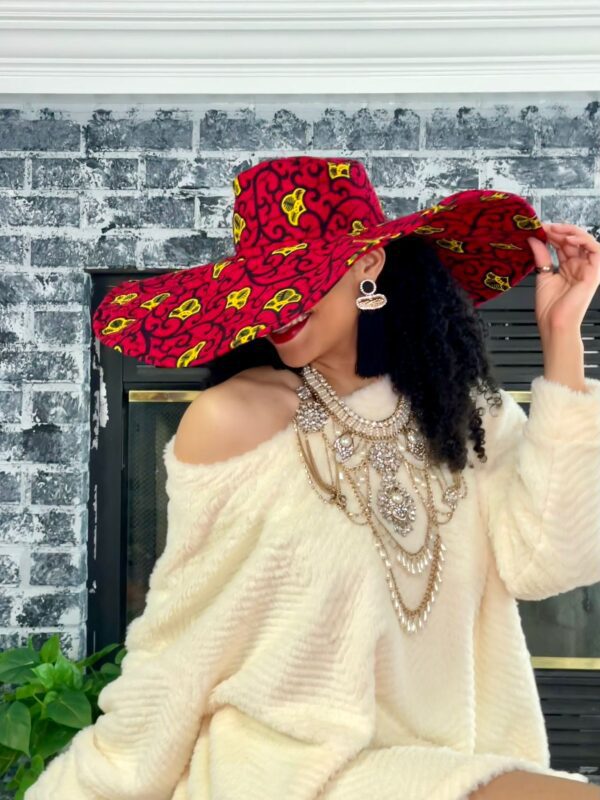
[538,671,600,779]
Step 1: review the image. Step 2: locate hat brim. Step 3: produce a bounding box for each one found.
[91,188,547,369]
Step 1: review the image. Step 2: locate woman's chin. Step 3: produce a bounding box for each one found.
[267,337,313,367]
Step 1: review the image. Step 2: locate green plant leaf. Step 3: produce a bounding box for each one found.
[46,689,91,729]
[13,753,45,800]
[31,663,56,690]
[30,718,76,761]
[6,759,25,790]
[30,754,45,772]
[0,744,20,777]
[15,682,45,700]
[39,634,61,664]
[99,663,120,677]
[0,648,40,685]
[76,642,120,669]
[54,652,83,690]
[0,702,31,756]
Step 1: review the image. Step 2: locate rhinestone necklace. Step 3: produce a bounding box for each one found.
[292,364,468,635]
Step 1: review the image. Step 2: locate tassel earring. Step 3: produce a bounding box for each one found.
[355,278,387,311]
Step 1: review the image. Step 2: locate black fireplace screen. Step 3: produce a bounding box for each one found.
[126,399,182,625]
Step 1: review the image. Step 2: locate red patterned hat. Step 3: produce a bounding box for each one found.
[92,154,547,369]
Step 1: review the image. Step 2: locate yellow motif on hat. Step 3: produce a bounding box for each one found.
[230,324,267,349]
[281,187,307,226]
[168,298,202,320]
[271,243,308,257]
[177,341,207,368]
[480,192,510,201]
[346,243,372,266]
[100,317,136,335]
[328,162,351,179]
[489,242,522,250]
[513,214,541,230]
[263,288,302,312]
[352,237,386,246]
[114,345,122,353]
[413,225,445,235]
[140,292,170,310]
[110,292,138,305]
[233,176,242,196]
[346,231,403,266]
[436,238,465,253]
[483,272,511,293]
[226,287,251,309]
[348,220,367,236]
[421,202,457,216]
[233,212,247,244]
[213,258,235,279]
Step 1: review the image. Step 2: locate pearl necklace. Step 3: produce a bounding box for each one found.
[292,364,467,635]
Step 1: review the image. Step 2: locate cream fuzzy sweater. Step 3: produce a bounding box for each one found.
[25,372,600,800]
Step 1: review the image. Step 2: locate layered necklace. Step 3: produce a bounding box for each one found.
[292,364,468,635]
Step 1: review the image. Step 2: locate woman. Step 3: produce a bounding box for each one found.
[26,156,600,799]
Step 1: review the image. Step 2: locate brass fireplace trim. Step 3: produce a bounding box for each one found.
[532,657,600,670]
[130,390,203,403]
[129,389,536,404]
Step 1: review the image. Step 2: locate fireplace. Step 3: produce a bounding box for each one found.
[86,260,600,775]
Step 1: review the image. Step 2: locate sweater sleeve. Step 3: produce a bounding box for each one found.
[24,435,257,800]
[476,374,600,601]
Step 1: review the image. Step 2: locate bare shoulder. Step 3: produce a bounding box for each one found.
[173,365,303,465]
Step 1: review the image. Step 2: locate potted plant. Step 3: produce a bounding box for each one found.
[0,633,125,799]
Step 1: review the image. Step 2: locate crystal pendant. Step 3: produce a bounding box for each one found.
[442,478,466,510]
[368,440,402,473]
[295,395,329,434]
[406,428,426,460]
[377,483,417,536]
[334,432,355,462]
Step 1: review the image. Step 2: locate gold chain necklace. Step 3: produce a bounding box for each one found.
[292,364,468,635]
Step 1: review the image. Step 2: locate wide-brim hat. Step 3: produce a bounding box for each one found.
[91,155,548,369]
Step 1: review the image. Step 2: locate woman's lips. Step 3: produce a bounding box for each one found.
[272,311,311,334]
[269,313,311,343]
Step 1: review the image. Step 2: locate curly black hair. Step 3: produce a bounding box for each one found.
[352,234,504,473]
[214,234,504,474]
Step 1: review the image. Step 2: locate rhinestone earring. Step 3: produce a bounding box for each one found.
[355,278,387,311]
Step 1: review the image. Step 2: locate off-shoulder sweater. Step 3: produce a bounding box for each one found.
[25,372,600,800]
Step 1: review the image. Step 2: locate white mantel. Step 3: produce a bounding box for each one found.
[0,0,599,95]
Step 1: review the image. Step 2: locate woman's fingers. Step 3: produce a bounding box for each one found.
[541,223,582,265]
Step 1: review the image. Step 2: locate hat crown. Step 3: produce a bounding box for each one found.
[230,155,387,253]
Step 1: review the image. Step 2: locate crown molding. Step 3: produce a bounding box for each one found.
[1,1,599,94]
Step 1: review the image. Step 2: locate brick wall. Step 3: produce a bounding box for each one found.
[0,96,599,660]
